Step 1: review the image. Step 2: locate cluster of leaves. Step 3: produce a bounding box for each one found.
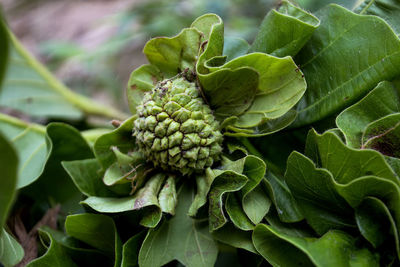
[1,0,400,266]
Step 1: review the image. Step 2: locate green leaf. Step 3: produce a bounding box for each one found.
[27,228,77,267]
[264,172,304,223]
[199,67,259,119]
[0,31,126,120]
[207,169,248,231]
[158,176,177,215]
[40,226,112,267]
[127,64,163,113]
[0,113,47,188]
[0,133,17,230]
[189,155,249,218]
[121,232,146,267]
[201,53,306,130]
[81,173,165,228]
[250,0,319,57]
[240,156,269,224]
[387,156,400,177]
[23,123,94,212]
[193,14,224,75]
[294,4,400,126]
[138,183,218,267]
[355,197,399,250]
[285,151,355,235]
[212,223,257,254]
[81,128,111,148]
[143,28,202,76]
[354,0,400,34]
[362,113,400,157]
[224,110,297,137]
[62,158,116,197]
[188,169,214,216]
[285,129,400,259]
[335,176,400,228]
[253,224,379,267]
[225,193,254,231]
[305,129,398,185]
[0,115,95,204]
[223,37,249,61]
[65,214,122,267]
[336,80,400,148]
[94,116,136,169]
[0,228,24,267]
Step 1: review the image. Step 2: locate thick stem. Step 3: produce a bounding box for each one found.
[10,32,130,121]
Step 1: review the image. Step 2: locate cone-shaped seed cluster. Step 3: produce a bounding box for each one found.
[133,77,223,175]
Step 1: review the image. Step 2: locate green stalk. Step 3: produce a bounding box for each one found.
[0,112,45,133]
[10,32,130,121]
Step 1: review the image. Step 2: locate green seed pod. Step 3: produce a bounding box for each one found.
[133,76,223,175]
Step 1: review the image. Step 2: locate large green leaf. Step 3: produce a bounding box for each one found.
[81,173,165,228]
[294,4,400,126]
[305,129,398,185]
[40,226,112,267]
[0,32,126,120]
[198,66,259,120]
[225,193,254,231]
[0,115,95,198]
[0,113,47,188]
[224,110,298,137]
[253,224,379,267]
[223,37,249,62]
[285,130,400,259]
[62,158,117,198]
[212,223,257,254]
[65,214,122,267]
[264,172,304,223]
[362,113,400,157]
[285,151,355,235]
[250,0,319,57]
[193,14,224,75]
[138,184,218,267]
[355,197,399,250]
[121,232,146,267]
[201,53,306,130]
[336,80,400,148]
[188,155,256,219]
[354,0,400,34]
[207,170,248,231]
[26,229,77,267]
[143,28,202,76]
[127,64,163,113]
[0,228,24,267]
[22,123,94,213]
[239,156,268,224]
[94,116,136,169]
[0,133,17,230]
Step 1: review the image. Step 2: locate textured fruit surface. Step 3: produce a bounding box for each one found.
[133,76,223,175]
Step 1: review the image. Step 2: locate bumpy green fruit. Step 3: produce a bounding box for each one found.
[133,76,223,175]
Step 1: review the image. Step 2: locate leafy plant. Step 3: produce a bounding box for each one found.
[1,0,400,266]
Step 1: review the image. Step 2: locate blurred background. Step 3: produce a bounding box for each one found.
[1,0,358,112]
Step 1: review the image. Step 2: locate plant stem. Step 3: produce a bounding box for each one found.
[10,32,130,121]
[0,113,45,133]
